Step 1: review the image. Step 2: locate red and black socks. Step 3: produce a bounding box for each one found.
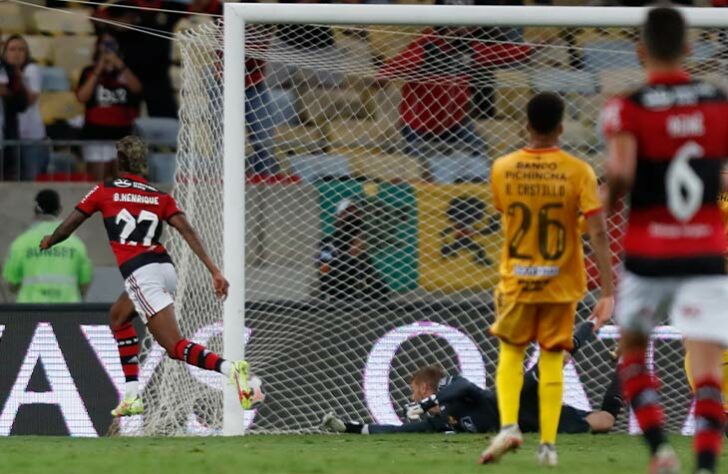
[693,377,724,473]
[112,322,140,399]
[173,339,225,373]
[619,351,667,455]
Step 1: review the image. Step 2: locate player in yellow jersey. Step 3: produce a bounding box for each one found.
[685,351,728,420]
[479,92,615,466]
[683,190,728,424]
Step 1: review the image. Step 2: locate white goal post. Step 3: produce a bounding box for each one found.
[149,4,728,437]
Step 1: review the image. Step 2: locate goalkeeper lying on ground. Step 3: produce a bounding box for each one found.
[321,321,622,435]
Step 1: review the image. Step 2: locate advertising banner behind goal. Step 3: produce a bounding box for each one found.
[0,305,693,436]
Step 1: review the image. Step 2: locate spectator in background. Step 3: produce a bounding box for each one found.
[77,33,142,181]
[95,0,183,118]
[194,0,278,175]
[0,44,30,180]
[245,27,278,176]
[436,0,530,119]
[317,199,389,301]
[3,35,48,181]
[3,189,92,303]
[377,26,530,181]
[271,0,344,88]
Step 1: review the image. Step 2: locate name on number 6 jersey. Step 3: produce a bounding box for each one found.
[75,173,183,278]
[602,71,728,276]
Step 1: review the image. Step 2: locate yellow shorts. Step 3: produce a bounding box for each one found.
[490,290,577,351]
[684,350,728,411]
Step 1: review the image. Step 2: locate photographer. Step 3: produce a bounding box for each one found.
[76,33,142,181]
[0,39,31,180]
[317,199,390,302]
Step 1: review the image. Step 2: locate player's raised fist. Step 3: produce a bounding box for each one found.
[212,271,230,300]
[39,235,53,250]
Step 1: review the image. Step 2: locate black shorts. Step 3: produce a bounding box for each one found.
[519,404,591,434]
[557,406,591,434]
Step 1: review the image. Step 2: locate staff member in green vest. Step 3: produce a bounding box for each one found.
[3,189,92,303]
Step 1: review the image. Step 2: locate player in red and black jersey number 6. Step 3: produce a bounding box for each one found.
[39,136,264,417]
[604,7,728,474]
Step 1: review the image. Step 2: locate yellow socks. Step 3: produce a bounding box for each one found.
[496,341,526,428]
[538,349,564,445]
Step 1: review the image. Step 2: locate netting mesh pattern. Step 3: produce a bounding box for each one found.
[129,19,728,435]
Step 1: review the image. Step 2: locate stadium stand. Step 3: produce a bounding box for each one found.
[41,66,71,92]
[328,118,399,149]
[530,68,597,95]
[474,119,526,158]
[33,9,94,35]
[134,117,180,147]
[0,0,722,188]
[343,148,422,181]
[428,154,490,183]
[582,39,639,71]
[274,124,328,157]
[598,67,644,95]
[268,88,299,126]
[41,93,84,127]
[25,35,54,65]
[288,153,351,182]
[369,26,424,61]
[0,3,27,34]
[493,70,531,121]
[51,35,95,74]
[148,152,177,183]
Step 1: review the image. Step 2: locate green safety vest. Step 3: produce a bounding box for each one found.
[2,220,93,303]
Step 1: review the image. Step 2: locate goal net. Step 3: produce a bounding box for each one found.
[127,6,728,436]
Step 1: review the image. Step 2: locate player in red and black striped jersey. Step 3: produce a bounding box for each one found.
[39,136,263,417]
[604,7,728,474]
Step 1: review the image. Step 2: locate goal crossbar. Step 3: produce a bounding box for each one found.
[226,4,728,27]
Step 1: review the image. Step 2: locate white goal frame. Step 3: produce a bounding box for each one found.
[221,3,728,435]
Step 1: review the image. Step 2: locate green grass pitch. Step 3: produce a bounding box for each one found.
[0,434,723,474]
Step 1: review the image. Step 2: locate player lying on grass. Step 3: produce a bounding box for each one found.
[322,321,622,435]
[39,136,264,417]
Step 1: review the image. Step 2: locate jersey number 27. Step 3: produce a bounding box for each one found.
[115,208,159,246]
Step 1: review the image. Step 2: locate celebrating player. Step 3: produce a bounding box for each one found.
[603,6,728,474]
[321,322,622,436]
[479,92,614,466]
[39,136,261,417]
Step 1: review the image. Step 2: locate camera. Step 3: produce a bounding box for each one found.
[101,39,119,54]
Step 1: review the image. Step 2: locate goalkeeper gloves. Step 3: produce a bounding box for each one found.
[406,402,424,421]
[405,394,439,421]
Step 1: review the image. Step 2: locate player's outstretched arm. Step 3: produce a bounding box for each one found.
[605,133,637,214]
[585,211,614,331]
[39,210,88,250]
[168,213,229,299]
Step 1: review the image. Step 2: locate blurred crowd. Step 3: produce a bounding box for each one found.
[0,0,723,183]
